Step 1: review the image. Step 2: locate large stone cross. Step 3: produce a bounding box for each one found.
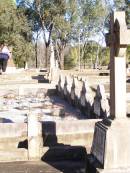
[91,11,130,171]
[106,11,130,119]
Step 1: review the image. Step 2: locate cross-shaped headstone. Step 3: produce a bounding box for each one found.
[106,11,130,119]
[91,11,130,171]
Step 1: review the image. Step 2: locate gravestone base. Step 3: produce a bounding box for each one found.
[6,67,16,73]
[87,118,130,173]
[96,168,130,173]
[6,58,16,73]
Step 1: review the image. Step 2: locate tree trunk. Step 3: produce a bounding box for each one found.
[45,44,52,71]
[59,48,64,70]
[35,41,38,68]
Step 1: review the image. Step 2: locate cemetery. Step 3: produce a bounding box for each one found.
[1,0,130,173]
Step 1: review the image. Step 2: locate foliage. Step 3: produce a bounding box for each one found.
[80,41,109,68]
[127,45,130,64]
[64,42,110,70]
[18,0,108,69]
[64,46,78,70]
[114,0,126,10]
[0,0,35,67]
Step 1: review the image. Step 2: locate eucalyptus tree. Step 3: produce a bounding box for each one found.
[70,0,107,68]
[18,0,70,69]
[18,0,113,69]
[0,0,35,67]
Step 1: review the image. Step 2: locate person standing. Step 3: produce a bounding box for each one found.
[0,43,11,74]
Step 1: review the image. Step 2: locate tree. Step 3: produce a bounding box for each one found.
[64,46,78,70]
[70,0,107,69]
[18,0,115,70]
[0,0,35,67]
[114,0,126,10]
[18,0,70,69]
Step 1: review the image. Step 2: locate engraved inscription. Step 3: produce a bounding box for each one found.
[91,123,106,166]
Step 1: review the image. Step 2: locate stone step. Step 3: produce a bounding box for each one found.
[0,85,55,97]
[0,161,63,173]
[0,72,49,83]
[41,146,86,162]
[0,81,38,85]
[43,132,93,152]
[0,148,28,161]
[0,137,27,150]
[42,119,98,151]
[43,160,86,173]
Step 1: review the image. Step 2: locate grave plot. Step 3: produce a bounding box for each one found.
[0,74,99,160]
[0,89,85,123]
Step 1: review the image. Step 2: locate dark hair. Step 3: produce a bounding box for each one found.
[0,41,4,45]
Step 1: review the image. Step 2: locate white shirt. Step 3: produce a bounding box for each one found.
[2,46,11,57]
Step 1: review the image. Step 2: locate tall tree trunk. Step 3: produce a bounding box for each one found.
[46,45,50,70]
[60,49,64,70]
[35,41,38,68]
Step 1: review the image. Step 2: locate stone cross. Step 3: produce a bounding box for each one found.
[106,11,130,119]
[90,11,130,171]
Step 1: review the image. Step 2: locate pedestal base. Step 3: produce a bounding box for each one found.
[97,168,130,173]
[6,58,16,73]
[6,67,16,73]
[89,118,130,171]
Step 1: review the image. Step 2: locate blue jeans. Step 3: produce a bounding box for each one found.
[0,53,9,72]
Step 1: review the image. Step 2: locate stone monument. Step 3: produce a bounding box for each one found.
[6,47,16,73]
[87,11,130,173]
[49,43,60,82]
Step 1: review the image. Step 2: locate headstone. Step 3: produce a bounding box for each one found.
[64,76,73,102]
[80,81,87,107]
[63,76,68,98]
[57,74,65,98]
[70,78,76,105]
[25,62,28,70]
[6,57,16,73]
[74,78,83,106]
[88,11,130,173]
[93,85,109,118]
[5,46,16,73]
[49,43,60,82]
[57,75,62,93]
[80,81,94,118]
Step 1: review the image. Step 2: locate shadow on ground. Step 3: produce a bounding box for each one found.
[41,121,86,173]
[32,75,49,83]
[17,121,86,172]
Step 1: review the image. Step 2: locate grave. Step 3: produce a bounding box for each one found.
[93,84,109,119]
[6,48,16,73]
[87,11,130,173]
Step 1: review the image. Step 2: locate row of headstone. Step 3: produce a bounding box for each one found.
[56,74,110,119]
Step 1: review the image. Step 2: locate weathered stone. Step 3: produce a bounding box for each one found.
[0,161,63,173]
[70,78,76,105]
[74,78,83,107]
[51,108,65,117]
[57,74,65,98]
[63,76,73,102]
[3,92,16,99]
[93,85,109,118]
[6,57,16,74]
[28,113,43,161]
[88,11,130,173]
